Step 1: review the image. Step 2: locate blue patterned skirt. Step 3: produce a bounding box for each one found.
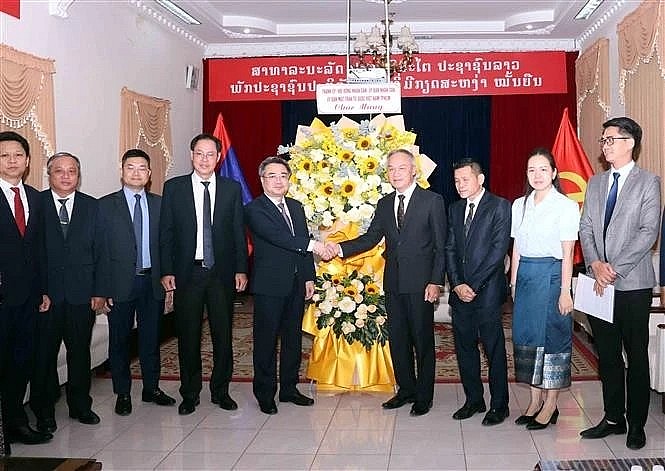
[512,256,572,389]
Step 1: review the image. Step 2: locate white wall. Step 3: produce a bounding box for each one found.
[1,2,203,196]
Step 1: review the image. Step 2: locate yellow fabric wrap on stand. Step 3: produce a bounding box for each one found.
[302,221,395,391]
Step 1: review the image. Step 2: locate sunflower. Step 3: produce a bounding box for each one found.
[338,148,354,162]
[330,274,343,285]
[360,156,379,174]
[343,128,359,140]
[343,286,358,297]
[356,136,372,150]
[296,157,314,172]
[319,182,335,197]
[340,180,356,196]
[365,283,380,295]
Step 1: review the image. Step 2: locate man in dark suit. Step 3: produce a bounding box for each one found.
[445,159,511,425]
[326,149,447,416]
[245,156,326,414]
[30,152,107,432]
[160,133,248,415]
[579,117,661,450]
[99,149,176,416]
[0,131,51,446]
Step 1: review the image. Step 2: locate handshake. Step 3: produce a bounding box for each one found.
[312,241,341,261]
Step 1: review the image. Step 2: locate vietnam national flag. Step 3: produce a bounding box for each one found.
[212,112,253,205]
[551,107,594,264]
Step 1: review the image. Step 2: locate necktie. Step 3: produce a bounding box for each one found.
[11,187,25,237]
[464,202,475,237]
[278,201,294,235]
[202,181,215,268]
[397,194,405,231]
[58,198,69,238]
[133,194,143,270]
[603,172,620,238]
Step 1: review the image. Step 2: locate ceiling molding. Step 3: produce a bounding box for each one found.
[204,38,578,58]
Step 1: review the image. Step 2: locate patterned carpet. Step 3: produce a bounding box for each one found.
[130,298,599,383]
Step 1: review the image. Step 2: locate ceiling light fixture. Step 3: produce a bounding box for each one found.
[348,0,419,81]
[575,0,604,20]
[154,0,201,25]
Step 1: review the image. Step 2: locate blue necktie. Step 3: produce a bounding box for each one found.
[202,181,215,268]
[133,194,143,270]
[603,172,620,239]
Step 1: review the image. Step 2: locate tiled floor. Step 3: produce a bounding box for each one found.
[11,378,665,470]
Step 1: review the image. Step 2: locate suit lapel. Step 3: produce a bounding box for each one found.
[146,193,159,248]
[610,166,637,225]
[22,186,39,239]
[385,192,399,236]
[285,197,302,236]
[597,170,610,228]
[262,194,292,235]
[185,176,197,228]
[114,191,133,229]
[464,191,488,243]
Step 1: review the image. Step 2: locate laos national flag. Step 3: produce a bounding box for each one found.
[212,112,253,205]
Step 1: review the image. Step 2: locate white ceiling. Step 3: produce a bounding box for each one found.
[139,0,635,56]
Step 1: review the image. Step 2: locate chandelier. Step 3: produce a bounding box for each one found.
[349,0,419,79]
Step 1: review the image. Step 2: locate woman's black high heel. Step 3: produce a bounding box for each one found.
[526,408,559,430]
[515,405,543,425]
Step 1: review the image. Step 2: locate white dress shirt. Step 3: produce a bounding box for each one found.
[393,181,417,227]
[191,173,216,260]
[0,177,30,221]
[50,189,75,222]
[608,159,634,198]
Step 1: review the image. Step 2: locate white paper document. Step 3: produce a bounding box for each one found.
[573,273,614,323]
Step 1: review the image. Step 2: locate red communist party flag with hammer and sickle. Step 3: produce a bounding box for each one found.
[552,107,595,264]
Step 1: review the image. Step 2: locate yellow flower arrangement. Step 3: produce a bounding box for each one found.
[283,115,435,350]
[286,115,431,230]
[312,270,388,350]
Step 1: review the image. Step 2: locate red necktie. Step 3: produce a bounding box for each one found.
[11,187,26,237]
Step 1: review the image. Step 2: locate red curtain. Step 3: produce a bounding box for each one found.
[489,52,579,202]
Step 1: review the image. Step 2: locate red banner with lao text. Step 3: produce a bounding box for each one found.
[0,0,20,18]
[208,51,567,102]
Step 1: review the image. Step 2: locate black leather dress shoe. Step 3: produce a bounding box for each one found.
[8,424,52,445]
[580,418,627,439]
[452,402,486,420]
[178,397,200,415]
[279,390,314,406]
[36,417,57,434]
[215,393,238,410]
[142,388,176,406]
[482,407,510,426]
[258,400,278,415]
[382,394,415,410]
[115,394,132,416]
[410,401,432,417]
[626,427,646,450]
[70,410,101,425]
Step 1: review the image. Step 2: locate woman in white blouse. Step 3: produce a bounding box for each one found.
[510,148,580,430]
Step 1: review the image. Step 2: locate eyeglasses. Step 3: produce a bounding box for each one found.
[598,136,632,147]
[193,151,217,160]
[262,173,289,181]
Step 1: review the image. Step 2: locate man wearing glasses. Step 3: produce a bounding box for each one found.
[244,156,326,414]
[579,117,661,450]
[160,134,248,415]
